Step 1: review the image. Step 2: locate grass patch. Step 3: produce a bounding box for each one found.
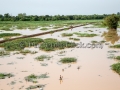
[69,37,80,41]
[100,40,106,43]
[60,57,77,63]
[0,26,11,31]
[111,63,120,75]
[26,84,45,90]
[28,26,37,30]
[107,54,115,59]
[40,27,48,30]
[35,55,51,61]
[91,40,98,43]
[0,73,14,79]
[115,56,120,60]
[107,50,119,53]
[110,44,120,48]
[0,33,21,38]
[0,38,43,51]
[40,38,77,51]
[20,50,31,55]
[74,32,97,37]
[88,30,93,32]
[0,50,10,56]
[25,73,49,83]
[53,26,61,29]
[62,33,73,37]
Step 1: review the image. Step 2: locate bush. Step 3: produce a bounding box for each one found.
[103,14,119,29]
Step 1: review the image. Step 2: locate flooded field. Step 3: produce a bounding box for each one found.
[0,24,120,90]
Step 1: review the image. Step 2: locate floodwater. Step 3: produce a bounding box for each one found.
[0,25,120,90]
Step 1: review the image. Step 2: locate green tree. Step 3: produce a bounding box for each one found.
[103,14,119,29]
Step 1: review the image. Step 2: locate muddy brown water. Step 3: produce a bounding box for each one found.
[0,25,120,90]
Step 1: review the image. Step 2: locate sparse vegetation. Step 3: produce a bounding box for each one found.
[20,50,31,55]
[25,73,49,83]
[60,57,77,63]
[0,73,14,79]
[0,33,21,38]
[111,63,120,75]
[91,40,98,43]
[40,27,48,30]
[0,50,10,56]
[40,38,77,51]
[115,56,120,60]
[62,33,73,37]
[69,37,80,41]
[74,32,97,37]
[35,55,51,61]
[26,84,45,90]
[110,44,120,48]
[0,38,43,51]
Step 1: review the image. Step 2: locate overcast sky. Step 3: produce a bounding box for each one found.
[0,0,120,16]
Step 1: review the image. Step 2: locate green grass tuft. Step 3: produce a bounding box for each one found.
[60,57,77,63]
[111,63,120,75]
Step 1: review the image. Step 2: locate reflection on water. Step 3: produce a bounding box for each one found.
[60,79,63,84]
[102,29,120,44]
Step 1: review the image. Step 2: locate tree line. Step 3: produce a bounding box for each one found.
[0,12,120,21]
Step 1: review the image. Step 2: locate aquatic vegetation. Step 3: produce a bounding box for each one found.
[35,55,51,61]
[40,38,77,51]
[0,33,21,38]
[0,73,14,79]
[26,84,45,90]
[107,50,119,53]
[91,40,98,43]
[111,63,120,75]
[17,57,24,59]
[25,73,49,83]
[7,62,14,65]
[100,40,106,43]
[62,33,73,37]
[74,32,97,37]
[60,57,77,63]
[40,63,48,66]
[107,54,115,59]
[10,81,16,85]
[115,56,120,60]
[0,50,10,56]
[110,44,120,48]
[69,37,80,41]
[0,38,43,51]
[20,50,31,55]
[88,30,93,32]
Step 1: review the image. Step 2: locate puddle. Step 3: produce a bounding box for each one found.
[0,26,120,90]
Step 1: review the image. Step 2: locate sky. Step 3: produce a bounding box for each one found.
[0,0,120,16]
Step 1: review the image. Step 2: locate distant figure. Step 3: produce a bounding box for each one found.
[62,69,64,72]
[60,75,63,80]
[70,25,73,31]
[60,75,63,84]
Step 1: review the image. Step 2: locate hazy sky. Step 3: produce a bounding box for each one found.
[0,0,120,16]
